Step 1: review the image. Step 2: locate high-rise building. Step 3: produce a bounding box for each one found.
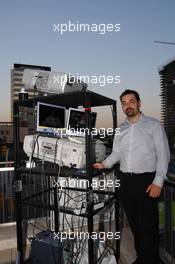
[0,122,13,143]
[159,59,175,155]
[11,63,51,131]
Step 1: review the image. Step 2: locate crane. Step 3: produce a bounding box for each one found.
[154,40,175,46]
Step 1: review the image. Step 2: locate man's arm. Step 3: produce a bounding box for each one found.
[152,122,170,187]
[94,133,120,169]
[146,122,170,197]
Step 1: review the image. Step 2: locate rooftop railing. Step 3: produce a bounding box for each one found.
[159,177,175,264]
[0,163,15,223]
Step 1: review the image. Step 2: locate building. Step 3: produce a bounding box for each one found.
[11,63,51,135]
[0,122,13,143]
[159,59,175,156]
[0,122,29,161]
[11,63,51,121]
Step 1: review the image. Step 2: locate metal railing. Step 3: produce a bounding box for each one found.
[0,163,15,223]
[119,177,175,264]
[0,162,49,224]
[159,178,175,264]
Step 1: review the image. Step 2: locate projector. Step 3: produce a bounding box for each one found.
[22,69,87,94]
[23,135,106,169]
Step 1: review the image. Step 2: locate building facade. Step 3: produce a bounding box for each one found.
[159,59,175,157]
[0,122,13,143]
[11,63,51,121]
[11,63,51,134]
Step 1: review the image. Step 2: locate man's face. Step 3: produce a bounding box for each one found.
[121,93,141,117]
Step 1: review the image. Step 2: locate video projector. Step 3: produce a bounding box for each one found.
[22,69,87,94]
[23,135,106,169]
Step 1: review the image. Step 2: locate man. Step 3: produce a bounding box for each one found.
[94,90,170,264]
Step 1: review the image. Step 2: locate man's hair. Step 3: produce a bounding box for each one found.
[120,89,140,102]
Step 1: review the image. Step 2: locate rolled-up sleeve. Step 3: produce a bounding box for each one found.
[152,122,170,187]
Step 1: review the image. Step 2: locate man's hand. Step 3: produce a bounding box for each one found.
[93,163,105,169]
[146,184,162,198]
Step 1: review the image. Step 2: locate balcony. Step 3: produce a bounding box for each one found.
[0,163,175,263]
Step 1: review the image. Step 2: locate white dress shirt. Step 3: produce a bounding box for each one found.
[102,112,170,187]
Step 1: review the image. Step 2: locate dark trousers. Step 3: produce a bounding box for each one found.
[120,171,159,264]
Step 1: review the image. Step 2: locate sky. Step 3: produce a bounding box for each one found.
[0,0,175,127]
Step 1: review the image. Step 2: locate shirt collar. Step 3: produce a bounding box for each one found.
[124,111,146,124]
